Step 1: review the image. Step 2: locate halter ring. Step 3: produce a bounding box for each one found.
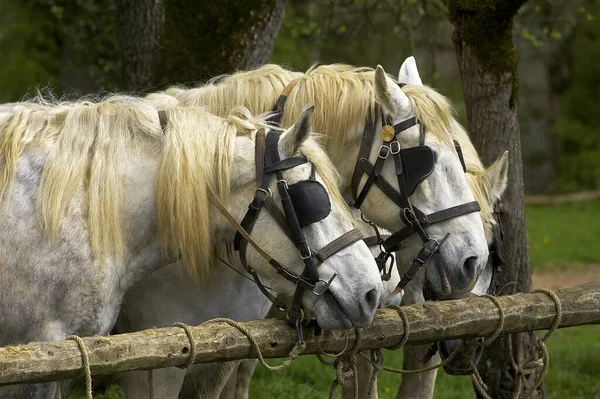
[309,273,338,306]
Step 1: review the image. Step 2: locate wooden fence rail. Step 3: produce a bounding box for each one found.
[1,283,599,386]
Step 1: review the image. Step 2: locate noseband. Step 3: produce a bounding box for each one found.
[350,103,481,295]
[233,129,363,333]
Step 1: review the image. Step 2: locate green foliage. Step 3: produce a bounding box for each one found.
[555,2,600,192]
[0,1,63,102]
[0,0,120,102]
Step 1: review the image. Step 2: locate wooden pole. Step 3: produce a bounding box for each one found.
[1,283,599,386]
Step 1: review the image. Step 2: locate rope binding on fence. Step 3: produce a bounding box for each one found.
[50,287,564,399]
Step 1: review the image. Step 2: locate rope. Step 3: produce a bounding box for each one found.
[67,335,92,399]
[172,322,197,369]
[327,328,362,399]
[385,305,410,350]
[366,349,385,399]
[470,288,562,399]
[203,318,306,371]
[147,369,155,399]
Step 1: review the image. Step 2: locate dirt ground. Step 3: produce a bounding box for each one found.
[533,265,600,289]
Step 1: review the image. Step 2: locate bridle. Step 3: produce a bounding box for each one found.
[232,128,364,336]
[267,77,481,296]
[158,110,362,339]
[350,98,481,295]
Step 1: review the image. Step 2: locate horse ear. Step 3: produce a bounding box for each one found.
[486,151,509,203]
[281,105,314,155]
[374,65,411,119]
[398,56,423,86]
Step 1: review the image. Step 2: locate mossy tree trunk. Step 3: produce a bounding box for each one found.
[117,0,164,90]
[117,0,289,91]
[158,0,289,85]
[448,1,544,398]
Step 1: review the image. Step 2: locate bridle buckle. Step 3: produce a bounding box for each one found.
[308,273,338,306]
[378,145,390,159]
[300,247,313,260]
[256,187,272,202]
[390,141,401,154]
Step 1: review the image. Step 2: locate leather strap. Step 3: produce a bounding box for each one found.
[315,228,363,262]
[267,78,300,125]
[382,201,481,252]
[255,130,266,183]
[393,116,418,135]
[351,107,378,201]
[264,157,308,174]
[387,234,449,298]
[454,140,466,172]
[362,234,390,247]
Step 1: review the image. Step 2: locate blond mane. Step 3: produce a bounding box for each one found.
[161,63,494,232]
[0,96,241,280]
[0,94,354,279]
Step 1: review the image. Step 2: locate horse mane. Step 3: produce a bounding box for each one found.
[447,119,496,240]
[0,93,352,279]
[160,63,494,237]
[165,64,302,117]
[0,95,245,280]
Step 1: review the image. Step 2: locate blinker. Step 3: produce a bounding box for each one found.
[400,145,435,196]
[288,180,331,228]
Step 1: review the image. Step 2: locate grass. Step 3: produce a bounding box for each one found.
[247,325,600,399]
[526,200,600,271]
[68,201,600,398]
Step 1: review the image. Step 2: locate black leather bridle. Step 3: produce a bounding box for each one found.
[350,103,482,295]
[233,129,363,337]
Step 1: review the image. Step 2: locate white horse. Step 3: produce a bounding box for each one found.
[212,209,404,399]
[0,98,384,398]
[115,57,504,397]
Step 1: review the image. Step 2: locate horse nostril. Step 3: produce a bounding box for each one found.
[364,288,380,312]
[463,256,477,282]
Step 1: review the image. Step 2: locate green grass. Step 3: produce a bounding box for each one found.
[69,201,600,398]
[248,325,600,399]
[525,200,600,271]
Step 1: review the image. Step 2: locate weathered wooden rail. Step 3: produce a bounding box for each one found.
[1,283,599,386]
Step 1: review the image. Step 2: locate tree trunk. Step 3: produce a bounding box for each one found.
[117,0,164,90]
[448,1,544,398]
[158,0,290,85]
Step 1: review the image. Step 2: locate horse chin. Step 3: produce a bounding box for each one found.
[438,339,484,375]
